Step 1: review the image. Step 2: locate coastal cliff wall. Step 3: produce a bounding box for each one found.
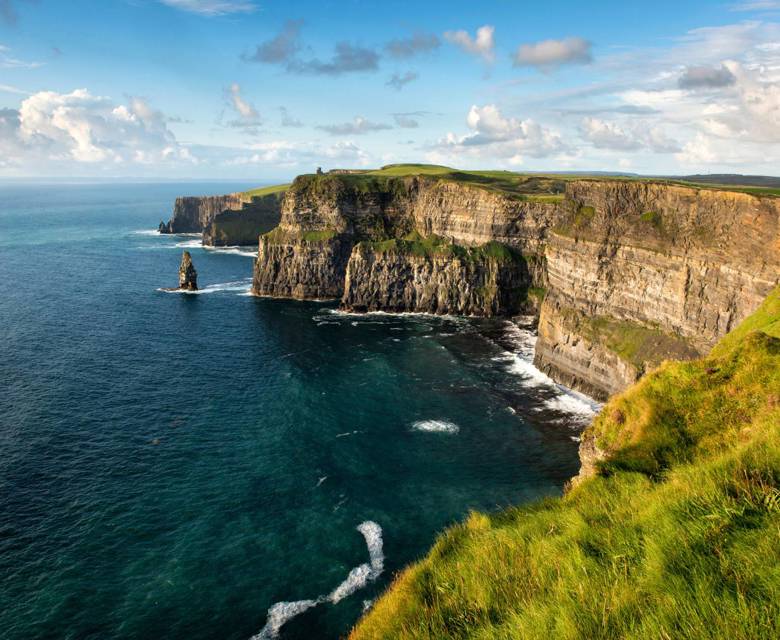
[202,192,284,246]
[245,171,779,398]
[252,174,558,314]
[160,194,248,234]
[533,180,780,398]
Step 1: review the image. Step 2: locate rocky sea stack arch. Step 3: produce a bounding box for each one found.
[178,251,198,291]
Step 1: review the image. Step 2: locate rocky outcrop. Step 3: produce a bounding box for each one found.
[533,180,780,397]
[178,251,197,290]
[202,192,284,246]
[252,173,559,310]
[159,193,250,234]
[342,241,531,316]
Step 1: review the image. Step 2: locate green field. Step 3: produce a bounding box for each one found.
[241,183,290,199]
[351,286,780,640]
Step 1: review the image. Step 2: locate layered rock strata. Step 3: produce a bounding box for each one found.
[246,172,779,398]
[159,194,248,234]
[252,174,558,314]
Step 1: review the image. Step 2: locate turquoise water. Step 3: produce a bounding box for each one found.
[0,183,597,640]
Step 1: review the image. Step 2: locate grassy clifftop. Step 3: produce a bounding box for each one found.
[351,287,780,640]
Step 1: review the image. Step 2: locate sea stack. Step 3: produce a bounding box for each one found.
[178,251,198,291]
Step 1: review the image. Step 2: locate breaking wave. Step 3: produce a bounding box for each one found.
[411,420,460,434]
[156,279,252,295]
[249,521,384,639]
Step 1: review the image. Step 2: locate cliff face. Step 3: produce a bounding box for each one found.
[342,241,530,316]
[202,193,283,246]
[533,180,780,398]
[249,172,779,398]
[251,174,558,313]
[160,194,248,234]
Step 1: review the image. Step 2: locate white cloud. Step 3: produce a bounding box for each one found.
[224,83,261,131]
[443,25,495,63]
[512,37,592,71]
[730,1,780,11]
[580,117,640,151]
[580,117,680,153]
[430,104,566,164]
[1,88,191,168]
[159,1,256,15]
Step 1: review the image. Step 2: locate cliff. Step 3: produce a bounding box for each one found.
[252,172,559,315]
[202,192,284,246]
[534,180,780,398]
[350,285,780,640]
[159,193,248,234]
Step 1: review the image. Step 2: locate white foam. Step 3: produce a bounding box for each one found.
[175,239,202,248]
[249,599,319,640]
[327,563,373,604]
[248,521,384,639]
[315,476,328,488]
[411,420,460,434]
[497,321,602,424]
[357,521,384,576]
[156,279,252,296]
[204,245,257,257]
[131,229,161,236]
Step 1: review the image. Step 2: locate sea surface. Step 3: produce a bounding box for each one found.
[0,183,599,640]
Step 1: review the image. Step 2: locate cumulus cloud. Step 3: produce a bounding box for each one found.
[580,117,680,152]
[678,64,737,89]
[430,104,566,164]
[244,22,378,76]
[443,25,495,63]
[279,107,303,127]
[386,71,418,90]
[512,37,592,71]
[0,88,192,169]
[384,33,440,58]
[317,116,392,135]
[159,0,256,15]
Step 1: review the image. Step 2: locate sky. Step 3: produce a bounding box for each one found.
[1,0,780,181]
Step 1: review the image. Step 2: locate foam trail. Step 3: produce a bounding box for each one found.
[248,521,384,639]
[357,520,384,576]
[249,600,319,640]
[131,229,161,236]
[204,245,257,257]
[411,420,459,434]
[156,279,252,295]
[327,563,372,604]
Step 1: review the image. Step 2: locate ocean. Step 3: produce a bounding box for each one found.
[0,182,598,640]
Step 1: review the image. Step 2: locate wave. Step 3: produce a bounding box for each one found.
[131,229,161,236]
[249,521,384,639]
[156,279,252,295]
[175,239,202,248]
[411,420,460,434]
[204,245,257,258]
[496,321,601,425]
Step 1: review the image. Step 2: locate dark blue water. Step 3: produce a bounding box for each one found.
[0,183,597,640]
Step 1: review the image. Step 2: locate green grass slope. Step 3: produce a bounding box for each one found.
[351,287,780,640]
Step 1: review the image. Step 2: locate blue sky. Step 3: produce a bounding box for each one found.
[1,0,779,180]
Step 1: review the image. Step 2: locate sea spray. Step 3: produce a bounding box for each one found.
[250,521,384,639]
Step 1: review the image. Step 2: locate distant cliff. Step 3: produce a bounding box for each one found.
[159,191,284,245]
[250,170,780,399]
[159,194,248,234]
